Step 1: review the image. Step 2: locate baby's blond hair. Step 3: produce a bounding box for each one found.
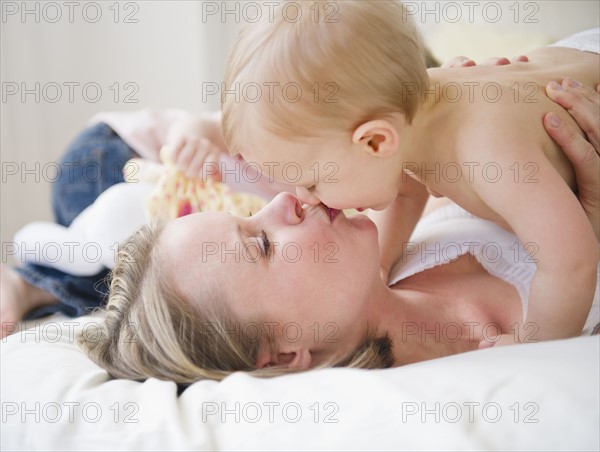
[222,0,429,154]
[78,220,394,384]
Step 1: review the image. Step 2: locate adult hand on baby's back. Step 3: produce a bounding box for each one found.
[165,113,224,181]
[544,81,600,240]
[442,55,529,68]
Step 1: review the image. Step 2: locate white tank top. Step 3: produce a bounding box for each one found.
[387,204,600,335]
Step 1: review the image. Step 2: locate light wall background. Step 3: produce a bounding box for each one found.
[1,0,599,260]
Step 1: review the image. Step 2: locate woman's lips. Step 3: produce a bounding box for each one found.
[322,205,341,222]
[295,199,304,218]
[307,203,342,223]
[329,207,341,222]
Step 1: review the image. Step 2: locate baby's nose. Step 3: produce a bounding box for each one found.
[296,186,321,206]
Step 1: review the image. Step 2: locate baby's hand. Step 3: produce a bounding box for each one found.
[478,333,521,349]
[165,115,224,181]
[478,326,542,349]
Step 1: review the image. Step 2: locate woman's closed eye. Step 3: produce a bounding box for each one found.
[260,229,271,258]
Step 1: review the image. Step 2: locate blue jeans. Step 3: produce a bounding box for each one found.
[16,123,136,319]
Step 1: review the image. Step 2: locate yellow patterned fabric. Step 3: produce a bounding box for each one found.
[126,147,267,221]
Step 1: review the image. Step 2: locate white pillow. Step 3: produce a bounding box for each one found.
[2,314,598,451]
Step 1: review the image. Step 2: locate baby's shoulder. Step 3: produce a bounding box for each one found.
[452,101,542,161]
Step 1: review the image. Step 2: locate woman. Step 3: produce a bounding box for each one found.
[73,81,600,383]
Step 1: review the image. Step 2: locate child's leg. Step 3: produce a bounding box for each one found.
[1,264,58,338]
[2,123,136,334]
[52,122,135,226]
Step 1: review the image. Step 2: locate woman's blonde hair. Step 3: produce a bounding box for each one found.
[77,221,393,384]
[222,0,430,155]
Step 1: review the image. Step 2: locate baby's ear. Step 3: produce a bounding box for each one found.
[352,119,400,158]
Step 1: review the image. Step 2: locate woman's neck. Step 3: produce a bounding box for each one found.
[371,254,522,365]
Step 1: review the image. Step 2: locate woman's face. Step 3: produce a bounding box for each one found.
[159,192,381,368]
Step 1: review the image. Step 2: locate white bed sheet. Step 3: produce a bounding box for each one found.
[2,313,599,451]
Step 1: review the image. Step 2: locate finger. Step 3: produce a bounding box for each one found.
[561,79,600,149]
[478,340,495,350]
[596,83,600,94]
[562,78,600,106]
[546,81,600,151]
[442,56,475,68]
[184,140,212,179]
[543,113,600,182]
[481,57,510,66]
[194,151,220,182]
[547,79,600,109]
[511,55,529,63]
[166,136,185,162]
[176,137,201,172]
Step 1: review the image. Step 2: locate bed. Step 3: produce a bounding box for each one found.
[2,313,598,450]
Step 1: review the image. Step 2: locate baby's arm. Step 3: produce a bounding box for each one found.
[369,175,429,282]
[471,138,598,343]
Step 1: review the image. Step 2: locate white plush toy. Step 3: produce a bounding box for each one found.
[13,148,268,276]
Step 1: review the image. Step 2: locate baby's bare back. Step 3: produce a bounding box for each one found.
[419,46,599,226]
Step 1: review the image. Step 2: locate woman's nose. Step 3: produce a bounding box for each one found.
[296,186,321,206]
[265,192,304,225]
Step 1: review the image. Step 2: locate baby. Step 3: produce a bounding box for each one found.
[220,2,599,345]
